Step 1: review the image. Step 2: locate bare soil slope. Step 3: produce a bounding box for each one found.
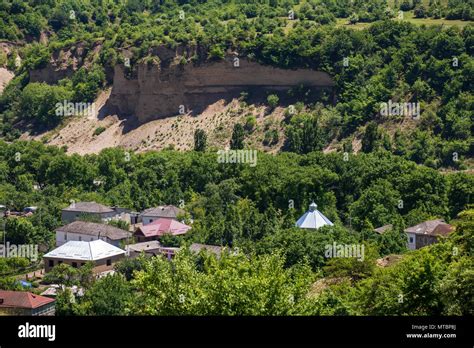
[0,68,14,94]
[21,89,287,155]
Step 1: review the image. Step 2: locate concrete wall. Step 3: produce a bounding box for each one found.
[44,254,124,273]
[61,211,118,223]
[0,302,55,316]
[407,232,416,250]
[407,232,440,250]
[55,231,122,247]
[142,216,161,226]
[415,234,438,249]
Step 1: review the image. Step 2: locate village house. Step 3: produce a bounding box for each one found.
[125,240,163,258]
[404,219,453,250]
[0,290,55,316]
[134,218,191,242]
[3,206,37,218]
[126,241,223,260]
[43,239,126,273]
[55,221,132,247]
[61,201,130,223]
[140,205,185,225]
[296,202,334,230]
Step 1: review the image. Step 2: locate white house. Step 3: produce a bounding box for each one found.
[296,202,334,229]
[55,221,131,247]
[44,240,126,273]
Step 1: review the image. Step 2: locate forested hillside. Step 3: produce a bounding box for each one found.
[0,0,472,317]
[1,141,473,315]
[0,0,472,168]
[1,140,473,258]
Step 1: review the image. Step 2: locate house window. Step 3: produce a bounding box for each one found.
[64,234,67,241]
[79,236,82,241]
[58,261,63,265]
[48,260,54,267]
[106,259,112,266]
[409,237,414,243]
[81,263,85,266]
[72,262,77,268]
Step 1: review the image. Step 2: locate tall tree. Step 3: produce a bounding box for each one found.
[361,122,382,153]
[194,129,207,152]
[230,124,245,150]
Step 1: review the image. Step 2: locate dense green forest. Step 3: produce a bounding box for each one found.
[0,0,472,316]
[1,141,472,246]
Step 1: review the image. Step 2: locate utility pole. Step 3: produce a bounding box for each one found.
[1,203,6,257]
[2,219,5,258]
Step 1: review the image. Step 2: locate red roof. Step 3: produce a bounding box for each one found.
[135,218,191,237]
[0,290,55,309]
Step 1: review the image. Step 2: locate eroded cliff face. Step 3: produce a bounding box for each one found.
[106,52,334,123]
[0,41,20,94]
[27,43,334,123]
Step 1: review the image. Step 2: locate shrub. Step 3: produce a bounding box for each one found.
[93,126,106,136]
[244,115,257,133]
[267,94,279,109]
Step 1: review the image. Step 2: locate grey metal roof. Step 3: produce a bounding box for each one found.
[44,240,125,261]
[140,205,184,218]
[62,202,114,213]
[55,221,131,240]
[125,241,162,253]
[404,219,448,235]
[374,224,393,234]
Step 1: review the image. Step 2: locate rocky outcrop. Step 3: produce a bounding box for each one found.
[0,41,20,57]
[29,41,102,84]
[27,42,334,123]
[0,68,14,94]
[106,50,334,123]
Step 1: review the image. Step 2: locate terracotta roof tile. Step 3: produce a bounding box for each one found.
[135,218,191,237]
[0,290,55,309]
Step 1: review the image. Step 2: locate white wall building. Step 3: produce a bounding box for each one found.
[55,221,131,247]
